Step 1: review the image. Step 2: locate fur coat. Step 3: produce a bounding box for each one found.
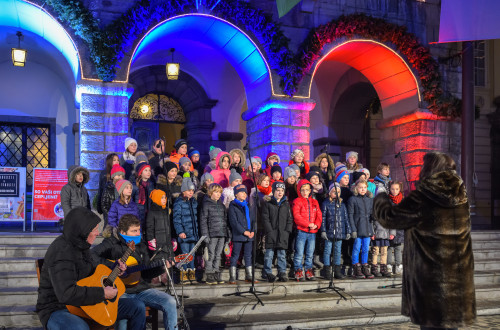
[373,171,476,328]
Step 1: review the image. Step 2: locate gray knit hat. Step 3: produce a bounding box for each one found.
[181,177,195,192]
[284,166,298,181]
[200,172,214,187]
[229,169,242,184]
[209,146,222,160]
[135,151,148,164]
[179,157,191,168]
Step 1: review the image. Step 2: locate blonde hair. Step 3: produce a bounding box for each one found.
[257,173,270,186]
[207,183,223,197]
[119,182,132,205]
[352,179,369,196]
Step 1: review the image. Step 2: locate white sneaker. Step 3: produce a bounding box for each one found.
[396,264,403,275]
[387,264,393,274]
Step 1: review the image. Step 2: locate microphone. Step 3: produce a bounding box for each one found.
[395,149,403,158]
[243,142,249,150]
[321,142,330,154]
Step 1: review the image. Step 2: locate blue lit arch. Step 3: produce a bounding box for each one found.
[128,13,272,108]
[0,0,80,82]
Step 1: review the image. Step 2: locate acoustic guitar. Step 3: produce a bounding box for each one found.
[66,242,135,327]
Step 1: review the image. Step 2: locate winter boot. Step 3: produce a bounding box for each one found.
[387,264,393,274]
[313,255,324,269]
[205,273,217,285]
[380,264,392,277]
[267,273,277,283]
[295,269,305,282]
[180,270,189,284]
[305,268,316,281]
[352,263,365,279]
[362,264,375,279]
[229,266,237,284]
[371,264,382,277]
[278,272,288,282]
[334,265,346,279]
[323,266,333,280]
[188,269,196,282]
[245,266,259,283]
[396,264,403,275]
[216,271,225,284]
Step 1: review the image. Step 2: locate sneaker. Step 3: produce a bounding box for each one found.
[180,270,189,284]
[305,268,316,281]
[295,269,305,282]
[267,273,277,283]
[216,272,225,284]
[206,273,217,285]
[396,264,403,275]
[278,272,288,282]
[387,264,393,274]
[188,269,196,282]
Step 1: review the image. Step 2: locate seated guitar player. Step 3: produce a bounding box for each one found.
[36,207,145,330]
[91,214,178,330]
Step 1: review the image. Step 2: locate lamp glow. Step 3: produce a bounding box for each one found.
[140,104,150,114]
[12,32,27,67]
[166,48,180,80]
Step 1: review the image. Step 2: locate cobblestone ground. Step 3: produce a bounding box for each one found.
[332,314,500,329]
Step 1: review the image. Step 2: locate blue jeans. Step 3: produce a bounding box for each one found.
[179,241,195,270]
[294,231,316,271]
[120,289,177,330]
[264,249,286,274]
[47,298,145,330]
[231,241,253,267]
[352,237,371,264]
[323,239,342,266]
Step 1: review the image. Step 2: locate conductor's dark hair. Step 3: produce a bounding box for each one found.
[419,152,456,181]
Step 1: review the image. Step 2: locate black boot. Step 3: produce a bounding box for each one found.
[324,266,333,280]
[380,264,392,277]
[352,263,365,279]
[278,272,288,282]
[362,264,375,279]
[371,264,382,277]
[334,265,345,279]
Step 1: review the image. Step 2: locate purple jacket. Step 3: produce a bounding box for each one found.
[108,200,140,228]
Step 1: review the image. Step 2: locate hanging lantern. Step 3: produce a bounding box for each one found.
[12,31,27,67]
[166,48,180,80]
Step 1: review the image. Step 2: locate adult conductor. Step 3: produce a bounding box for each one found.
[373,152,476,330]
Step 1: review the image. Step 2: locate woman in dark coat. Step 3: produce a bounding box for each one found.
[373,152,476,330]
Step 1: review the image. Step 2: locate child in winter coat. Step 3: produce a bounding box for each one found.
[306,168,327,206]
[261,181,293,282]
[178,157,199,190]
[315,153,335,187]
[242,156,262,192]
[204,146,222,174]
[269,164,283,185]
[96,153,120,214]
[211,151,232,188]
[132,163,155,228]
[289,149,310,179]
[293,179,322,281]
[60,165,91,220]
[321,183,351,280]
[229,148,246,175]
[228,184,256,284]
[101,164,125,230]
[222,169,242,208]
[345,151,363,173]
[249,174,272,267]
[335,166,352,203]
[146,189,175,284]
[170,139,194,171]
[200,183,229,285]
[348,179,375,279]
[373,163,391,195]
[108,179,139,228]
[284,166,299,203]
[173,178,199,284]
[264,152,280,177]
[387,181,405,275]
[120,137,138,180]
[188,148,203,180]
[358,168,376,196]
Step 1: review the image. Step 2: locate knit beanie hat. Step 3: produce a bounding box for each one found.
[110,164,125,179]
[359,168,370,178]
[181,177,195,192]
[200,172,214,187]
[174,139,188,151]
[272,181,286,195]
[188,148,200,158]
[328,182,341,194]
[352,171,366,183]
[115,179,132,195]
[334,162,347,174]
[346,151,358,161]
[124,137,137,151]
[209,146,222,160]
[229,168,242,184]
[335,170,350,183]
[149,189,166,209]
[271,164,282,176]
[135,151,148,164]
[250,156,262,165]
[135,162,151,178]
[179,157,191,168]
[288,163,300,174]
[162,161,178,174]
[291,148,305,159]
[233,184,247,196]
[306,170,320,182]
[283,166,297,181]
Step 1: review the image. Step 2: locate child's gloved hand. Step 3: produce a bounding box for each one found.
[345,233,351,240]
[148,239,157,251]
[371,236,375,240]
[389,235,395,240]
[351,232,357,239]
[321,232,328,240]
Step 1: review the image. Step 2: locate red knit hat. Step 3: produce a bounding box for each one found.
[110,164,125,179]
[115,179,132,195]
[135,163,151,178]
[335,169,350,183]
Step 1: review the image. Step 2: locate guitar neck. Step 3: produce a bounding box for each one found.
[126,260,164,275]
[107,247,134,284]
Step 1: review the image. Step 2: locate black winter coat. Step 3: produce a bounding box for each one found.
[261,197,293,249]
[173,196,199,243]
[228,200,255,242]
[145,202,175,262]
[96,169,108,214]
[321,198,351,240]
[200,196,229,238]
[36,207,103,328]
[347,192,374,237]
[101,181,119,224]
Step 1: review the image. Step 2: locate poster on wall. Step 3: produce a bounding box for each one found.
[32,168,67,230]
[0,167,27,231]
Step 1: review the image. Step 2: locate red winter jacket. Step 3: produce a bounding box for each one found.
[292,179,322,233]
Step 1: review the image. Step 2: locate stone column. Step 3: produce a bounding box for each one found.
[76,80,134,198]
[377,109,460,191]
[243,97,316,166]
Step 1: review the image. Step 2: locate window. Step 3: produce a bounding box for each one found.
[0,123,50,186]
[474,41,486,87]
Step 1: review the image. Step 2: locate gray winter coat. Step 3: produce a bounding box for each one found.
[200,196,229,238]
[373,220,396,239]
[347,191,374,237]
[60,166,91,218]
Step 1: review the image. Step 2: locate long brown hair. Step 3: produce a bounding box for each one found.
[419,152,456,181]
[105,153,119,181]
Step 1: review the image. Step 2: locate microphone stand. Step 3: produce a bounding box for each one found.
[395,150,410,192]
[223,142,268,306]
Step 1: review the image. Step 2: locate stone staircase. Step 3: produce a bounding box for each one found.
[0,231,499,329]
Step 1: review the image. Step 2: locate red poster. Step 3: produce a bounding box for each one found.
[32,168,68,221]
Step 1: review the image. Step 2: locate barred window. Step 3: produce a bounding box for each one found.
[474,41,486,87]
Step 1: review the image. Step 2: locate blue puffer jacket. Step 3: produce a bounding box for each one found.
[173,196,199,243]
[107,200,140,228]
[228,200,255,242]
[321,198,351,240]
[347,192,375,237]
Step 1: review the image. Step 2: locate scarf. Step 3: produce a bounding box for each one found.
[233,198,251,230]
[257,184,272,195]
[138,180,148,205]
[375,174,391,184]
[122,151,135,162]
[389,192,403,205]
[311,183,323,194]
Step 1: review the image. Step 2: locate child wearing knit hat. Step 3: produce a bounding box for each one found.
[178,157,200,190]
[270,164,283,184]
[345,151,363,172]
[107,179,139,229]
[170,139,194,172]
[101,165,126,230]
[120,137,138,180]
[222,169,243,209]
[132,162,155,229]
[288,149,310,179]
[284,166,299,204]
[188,148,203,180]
[204,146,223,174]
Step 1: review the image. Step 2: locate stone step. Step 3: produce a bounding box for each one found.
[474,258,500,272]
[471,231,500,241]
[472,240,500,250]
[0,245,49,258]
[473,249,500,260]
[0,233,59,245]
[0,257,41,272]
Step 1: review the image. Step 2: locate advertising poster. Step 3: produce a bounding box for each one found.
[0,167,26,229]
[32,168,67,223]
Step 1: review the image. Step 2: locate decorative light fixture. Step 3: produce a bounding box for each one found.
[140,104,150,114]
[12,31,27,67]
[166,48,180,80]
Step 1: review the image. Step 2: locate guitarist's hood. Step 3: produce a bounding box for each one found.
[63,207,101,250]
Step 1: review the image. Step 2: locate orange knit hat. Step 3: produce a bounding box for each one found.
[149,189,166,209]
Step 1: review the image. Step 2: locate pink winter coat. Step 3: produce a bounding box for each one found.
[211,152,232,188]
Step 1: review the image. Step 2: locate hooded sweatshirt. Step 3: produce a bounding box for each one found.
[210,152,232,188]
[60,165,91,218]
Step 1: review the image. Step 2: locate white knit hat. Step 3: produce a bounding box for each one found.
[125,137,137,151]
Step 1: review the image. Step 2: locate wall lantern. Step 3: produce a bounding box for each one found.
[12,31,27,67]
[166,48,180,80]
